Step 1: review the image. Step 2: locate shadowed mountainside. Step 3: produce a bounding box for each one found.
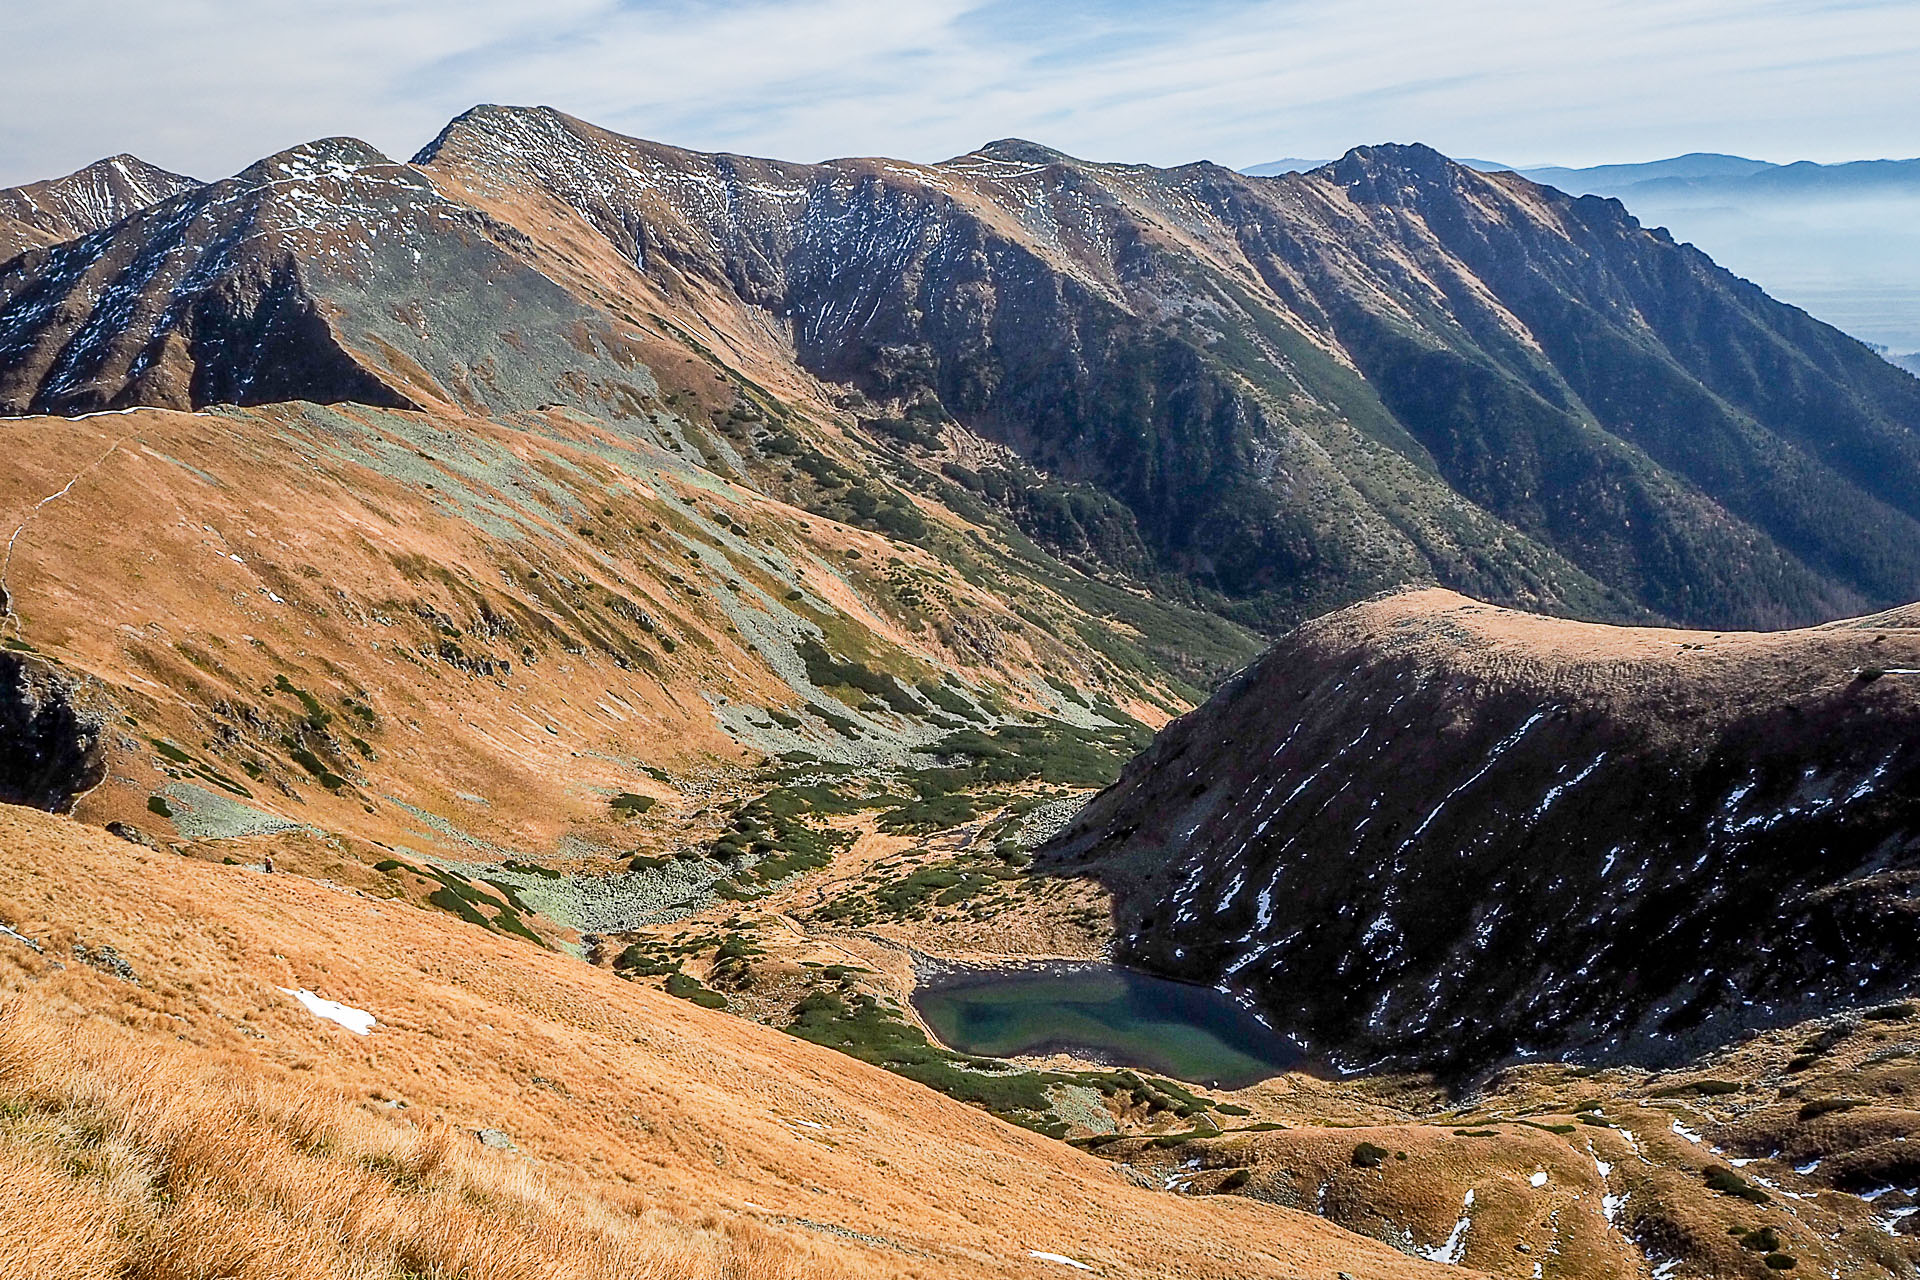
[1041,589,1920,1076]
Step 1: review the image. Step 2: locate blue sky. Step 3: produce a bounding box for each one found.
[2,0,1917,185]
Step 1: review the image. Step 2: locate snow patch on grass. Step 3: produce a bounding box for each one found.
[1028,1250,1093,1270]
[280,987,375,1035]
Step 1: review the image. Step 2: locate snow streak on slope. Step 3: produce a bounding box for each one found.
[1041,589,1920,1074]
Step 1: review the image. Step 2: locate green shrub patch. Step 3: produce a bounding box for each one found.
[1704,1166,1770,1204]
[795,639,921,715]
[665,972,728,1009]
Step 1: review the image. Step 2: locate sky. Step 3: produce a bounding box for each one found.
[2,0,1918,186]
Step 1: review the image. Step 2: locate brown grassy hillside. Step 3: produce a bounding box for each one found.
[0,400,1232,935]
[0,802,1465,1280]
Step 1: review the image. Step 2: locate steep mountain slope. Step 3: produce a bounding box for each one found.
[6,108,1919,635]
[0,802,1461,1280]
[410,111,1619,629]
[409,109,1920,630]
[0,154,199,263]
[0,399,1237,934]
[1491,154,1920,356]
[0,138,671,416]
[1040,589,1920,1075]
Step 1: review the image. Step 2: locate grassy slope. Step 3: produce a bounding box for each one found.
[0,402,1249,895]
[1089,1014,1920,1279]
[0,803,1461,1280]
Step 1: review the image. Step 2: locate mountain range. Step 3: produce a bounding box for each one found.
[8,107,1920,638]
[1490,152,1920,201]
[6,106,1920,1279]
[1246,150,1920,365]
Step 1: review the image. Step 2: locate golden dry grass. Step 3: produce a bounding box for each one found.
[0,1000,844,1280]
[1300,588,1920,732]
[0,804,1466,1279]
[0,403,1172,869]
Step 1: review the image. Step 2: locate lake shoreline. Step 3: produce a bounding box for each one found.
[909,958,1307,1090]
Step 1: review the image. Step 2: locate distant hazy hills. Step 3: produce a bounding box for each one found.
[1245,150,1920,364]
[1501,154,1920,366]
[1494,152,1920,199]
[1501,151,1779,191]
[1236,157,1324,176]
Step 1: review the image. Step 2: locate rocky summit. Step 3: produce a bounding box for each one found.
[0,153,200,262]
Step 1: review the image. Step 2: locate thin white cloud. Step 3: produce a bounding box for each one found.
[1,0,1915,186]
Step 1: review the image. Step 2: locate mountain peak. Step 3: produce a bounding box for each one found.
[1316,143,1482,208]
[411,102,571,165]
[0,152,202,261]
[236,136,398,183]
[946,138,1077,169]
[1327,141,1457,177]
[89,153,195,185]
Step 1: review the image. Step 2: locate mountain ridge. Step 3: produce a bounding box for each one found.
[1435,152,1920,356]
[4,107,1920,639]
[1039,588,1920,1076]
[424,112,1920,631]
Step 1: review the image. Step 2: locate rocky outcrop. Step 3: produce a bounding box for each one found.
[1038,590,1920,1076]
[0,653,114,812]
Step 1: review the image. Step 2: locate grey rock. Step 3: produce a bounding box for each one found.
[0,922,44,954]
[72,941,136,983]
[105,821,155,848]
[0,653,114,813]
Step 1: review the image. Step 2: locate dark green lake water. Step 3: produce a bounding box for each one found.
[911,963,1300,1089]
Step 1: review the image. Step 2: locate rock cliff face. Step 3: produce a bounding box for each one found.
[1039,590,1920,1075]
[5,107,1920,632]
[0,653,113,812]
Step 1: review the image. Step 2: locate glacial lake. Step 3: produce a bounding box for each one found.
[911,963,1301,1089]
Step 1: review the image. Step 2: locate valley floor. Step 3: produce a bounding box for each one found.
[34,767,1920,1280]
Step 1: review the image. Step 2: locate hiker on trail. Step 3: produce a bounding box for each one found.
[263,854,273,874]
